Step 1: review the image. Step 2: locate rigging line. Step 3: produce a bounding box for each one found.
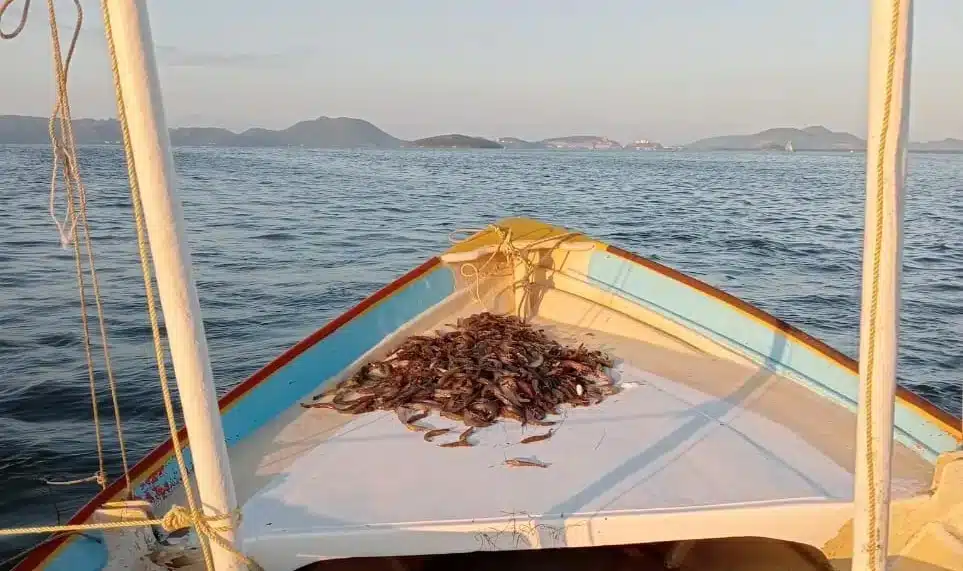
[97,1,223,567]
[861,0,903,569]
[0,0,29,39]
[44,0,109,491]
[44,0,82,250]
[3,0,135,494]
[61,0,133,494]
[58,20,135,493]
[44,0,132,495]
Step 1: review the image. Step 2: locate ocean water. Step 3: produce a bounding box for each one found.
[0,146,961,563]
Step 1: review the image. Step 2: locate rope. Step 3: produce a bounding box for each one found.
[1,0,133,497]
[0,0,28,39]
[862,0,902,569]
[0,506,262,569]
[50,0,135,486]
[42,0,115,495]
[98,2,258,569]
[42,472,106,487]
[94,1,216,567]
[0,2,263,570]
[0,503,261,571]
[449,224,580,318]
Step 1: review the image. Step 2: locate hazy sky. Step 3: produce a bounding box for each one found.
[2,0,962,144]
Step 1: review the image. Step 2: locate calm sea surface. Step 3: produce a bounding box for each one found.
[1,146,961,562]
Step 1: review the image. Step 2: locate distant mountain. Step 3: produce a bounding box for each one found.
[237,116,402,148]
[409,134,503,149]
[685,126,865,151]
[910,138,963,152]
[0,115,124,144]
[0,115,402,148]
[5,114,961,153]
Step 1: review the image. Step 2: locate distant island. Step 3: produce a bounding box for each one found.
[684,125,963,153]
[408,134,502,149]
[911,137,963,152]
[1,115,961,152]
[0,115,403,149]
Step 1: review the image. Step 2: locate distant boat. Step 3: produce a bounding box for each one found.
[785,140,794,152]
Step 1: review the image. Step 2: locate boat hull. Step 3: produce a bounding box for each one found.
[15,218,961,571]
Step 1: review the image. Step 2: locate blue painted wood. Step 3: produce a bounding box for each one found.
[587,250,957,461]
[42,534,106,571]
[131,265,455,506]
[38,265,455,571]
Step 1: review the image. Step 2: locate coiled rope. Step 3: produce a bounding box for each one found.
[449,224,580,318]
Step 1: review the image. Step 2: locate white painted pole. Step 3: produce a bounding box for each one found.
[853,1,913,570]
[101,1,243,570]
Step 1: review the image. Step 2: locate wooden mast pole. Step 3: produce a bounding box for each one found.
[853,0,914,570]
[100,1,243,569]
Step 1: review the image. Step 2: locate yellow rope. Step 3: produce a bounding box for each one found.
[44,0,113,493]
[0,0,136,497]
[0,506,234,537]
[862,0,902,569]
[0,504,262,570]
[42,472,106,487]
[98,2,259,569]
[449,224,580,318]
[96,3,216,570]
[0,0,29,39]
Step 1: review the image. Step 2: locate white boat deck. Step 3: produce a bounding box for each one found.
[242,363,849,523]
[228,318,935,570]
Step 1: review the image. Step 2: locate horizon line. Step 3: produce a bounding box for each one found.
[2,113,962,145]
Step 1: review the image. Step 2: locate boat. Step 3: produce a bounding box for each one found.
[15,215,963,571]
[785,140,795,152]
[4,0,963,570]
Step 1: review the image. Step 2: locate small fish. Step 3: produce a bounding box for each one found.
[440,410,463,422]
[408,410,430,424]
[439,440,473,448]
[504,457,550,468]
[310,389,335,401]
[300,401,337,409]
[424,428,451,442]
[458,426,475,443]
[395,406,428,424]
[520,429,553,444]
[528,418,557,427]
[366,363,390,379]
[405,422,430,432]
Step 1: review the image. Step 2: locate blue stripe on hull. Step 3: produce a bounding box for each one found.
[40,535,106,571]
[587,250,957,461]
[41,265,455,571]
[134,265,456,504]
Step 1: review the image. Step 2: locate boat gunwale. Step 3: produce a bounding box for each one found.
[605,244,961,441]
[17,225,961,570]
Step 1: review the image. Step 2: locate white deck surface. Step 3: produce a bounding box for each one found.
[240,363,860,566]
